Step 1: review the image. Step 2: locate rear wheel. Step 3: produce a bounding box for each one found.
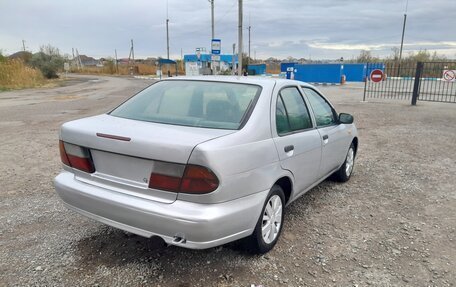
[333,143,355,182]
[247,185,285,254]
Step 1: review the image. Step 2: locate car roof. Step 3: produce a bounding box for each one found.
[162,76,314,89]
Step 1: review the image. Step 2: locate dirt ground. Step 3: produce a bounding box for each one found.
[0,75,455,287]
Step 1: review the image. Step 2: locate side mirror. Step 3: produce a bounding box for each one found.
[339,113,354,124]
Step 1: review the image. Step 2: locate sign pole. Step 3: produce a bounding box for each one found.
[363,64,368,102]
[232,43,236,75]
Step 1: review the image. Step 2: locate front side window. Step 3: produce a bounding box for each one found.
[110,81,261,130]
[303,88,336,127]
[275,87,313,135]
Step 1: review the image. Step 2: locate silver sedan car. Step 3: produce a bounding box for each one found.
[54,77,358,253]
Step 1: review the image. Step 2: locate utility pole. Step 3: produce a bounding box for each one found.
[238,0,243,76]
[166,1,170,59]
[22,40,26,51]
[247,13,251,65]
[128,39,135,74]
[398,0,408,76]
[248,25,251,65]
[131,39,135,64]
[76,49,82,69]
[72,48,75,68]
[209,0,214,39]
[166,19,170,59]
[208,0,215,75]
[129,39,135,63]
[115,49,118,74]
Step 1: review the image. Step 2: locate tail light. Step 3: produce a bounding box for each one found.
[148,161,185,192]
[149,163,219,194]
[180,165,219,193]
[59,140,95,173]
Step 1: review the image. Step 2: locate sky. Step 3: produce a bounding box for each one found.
[1,0,455,60]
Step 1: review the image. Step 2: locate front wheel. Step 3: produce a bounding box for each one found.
[333,143,355,182]
[247,185,285,254]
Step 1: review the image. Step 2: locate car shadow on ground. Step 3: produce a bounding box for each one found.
[73,225,255,284]
[72,179,339,283]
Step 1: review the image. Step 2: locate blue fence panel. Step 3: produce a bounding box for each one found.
[366,63,385,78]
[294,64,343,84]
[343,64,367,82]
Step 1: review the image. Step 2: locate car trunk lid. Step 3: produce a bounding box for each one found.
[60,114,233,203]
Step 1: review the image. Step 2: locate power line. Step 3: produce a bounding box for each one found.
[215,0,236,26]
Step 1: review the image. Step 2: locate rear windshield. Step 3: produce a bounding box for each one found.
[110,80,261,130]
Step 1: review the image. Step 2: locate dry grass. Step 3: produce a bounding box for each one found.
[0,59,46,90]
[72,63,185,76]
[266,68,281,74]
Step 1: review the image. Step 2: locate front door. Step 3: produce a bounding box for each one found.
[302,87,348,177]
[272,86,322,195]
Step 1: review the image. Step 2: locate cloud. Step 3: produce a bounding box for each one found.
[0,0,455,59]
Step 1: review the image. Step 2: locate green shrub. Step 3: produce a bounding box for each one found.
[0,50,6,63]
[29,45,64,79]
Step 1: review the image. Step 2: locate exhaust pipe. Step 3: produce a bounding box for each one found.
[172,233,186,244]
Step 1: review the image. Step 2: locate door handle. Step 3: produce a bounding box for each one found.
[322,135,329,140]
[284,145,294,152]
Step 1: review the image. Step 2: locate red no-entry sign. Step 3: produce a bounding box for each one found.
[370,69,384,83]
[443,70,456,82]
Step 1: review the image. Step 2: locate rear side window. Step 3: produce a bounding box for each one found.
[302,88,337,127]
[110,81,261,130]
[276,87,313,135]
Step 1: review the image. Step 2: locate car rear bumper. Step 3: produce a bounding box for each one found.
[54,171,268,249]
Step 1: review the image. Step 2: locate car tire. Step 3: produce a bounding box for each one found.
[333,142,356,182]
[247,185,285,254]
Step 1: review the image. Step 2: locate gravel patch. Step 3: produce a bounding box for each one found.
[1,76,455,286]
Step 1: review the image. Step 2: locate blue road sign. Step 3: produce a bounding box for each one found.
[211,39,221,55]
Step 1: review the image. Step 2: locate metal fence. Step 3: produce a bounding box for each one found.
[363,61,456,105]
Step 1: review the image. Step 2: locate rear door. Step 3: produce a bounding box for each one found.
[301,87,348,177]
[272,86,322,196]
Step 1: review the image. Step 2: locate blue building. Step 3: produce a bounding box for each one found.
[247,64,266,75]
[294,64,344,84]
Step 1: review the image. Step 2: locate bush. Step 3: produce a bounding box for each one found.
[0,51,6,63]
[29,45,64,79]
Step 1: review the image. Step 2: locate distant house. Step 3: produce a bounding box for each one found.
[78,55,98,66]
[144,57,158,65]
[8,51,33,62]
[118,58,130,65]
